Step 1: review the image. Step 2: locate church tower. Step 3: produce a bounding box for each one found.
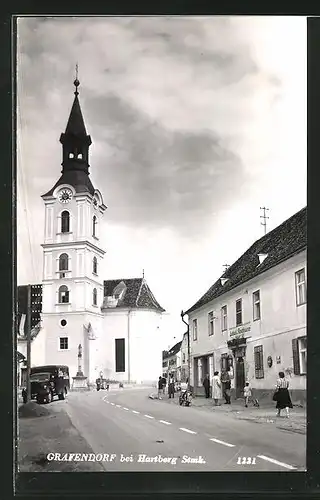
[40,74,106,382]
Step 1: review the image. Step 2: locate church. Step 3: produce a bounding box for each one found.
[17,76,165,386]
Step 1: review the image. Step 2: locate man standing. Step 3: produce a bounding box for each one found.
[158,376,163,399]
[221,369,231,404]
[202,373,210,398]
[168,373,175,399]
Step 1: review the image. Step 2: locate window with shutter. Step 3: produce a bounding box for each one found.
[292,338,301,375]
[254,345,264,379]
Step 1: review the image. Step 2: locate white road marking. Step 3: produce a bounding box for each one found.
[116,404,121,408]
[209,438,235,448]
[159,420,172,425]
[110,402,115,406]
[144,414,154,419]
[179,427,197,434]
[123,407,129,411]
[132,410,140,414]
[257,455,296,470]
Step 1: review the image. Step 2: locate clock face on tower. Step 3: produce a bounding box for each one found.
[58,188,73,203]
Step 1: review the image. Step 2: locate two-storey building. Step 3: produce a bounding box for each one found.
[185,207,307,403]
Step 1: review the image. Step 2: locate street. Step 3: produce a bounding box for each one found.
[45,387,306,472]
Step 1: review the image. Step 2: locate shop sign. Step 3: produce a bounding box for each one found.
[229,322,251,339]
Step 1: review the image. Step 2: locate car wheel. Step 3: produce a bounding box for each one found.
[36,395,44,404]
[46,392,53,403]
[58,390,65,400]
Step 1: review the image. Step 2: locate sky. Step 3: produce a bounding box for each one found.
[17,16,307,349]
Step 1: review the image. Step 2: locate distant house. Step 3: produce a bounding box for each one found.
[180,332,189,382]
[185,207,307,403]
[162,341,182,381]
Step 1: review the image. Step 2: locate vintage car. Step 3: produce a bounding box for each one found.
[22,365,70,404]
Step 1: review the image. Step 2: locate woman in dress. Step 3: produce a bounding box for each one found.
[212,371,222,406]
[275,371,293,418]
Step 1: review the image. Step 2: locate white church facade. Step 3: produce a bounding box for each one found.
[17,77,165,386]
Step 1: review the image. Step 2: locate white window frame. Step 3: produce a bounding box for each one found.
[298,337,307,375]
[221,305,228,331]
[58,336,69,351]
[236,299,242,326]
[295,268,306,306]
[192,319,198,341]
[208,311,214,336]
[253,290,261,321]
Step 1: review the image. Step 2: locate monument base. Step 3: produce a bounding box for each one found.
[72,375,89,391]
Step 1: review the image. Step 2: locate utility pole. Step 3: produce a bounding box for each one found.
[260,206,270,235]
[181,310,190,391]
[26,284,32,402]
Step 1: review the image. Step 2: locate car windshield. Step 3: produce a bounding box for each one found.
[30,372,51,382]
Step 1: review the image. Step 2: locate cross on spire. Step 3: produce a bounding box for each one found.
[74,63,80,96]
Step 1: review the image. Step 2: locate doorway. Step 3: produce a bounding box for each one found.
[235,356,245,398]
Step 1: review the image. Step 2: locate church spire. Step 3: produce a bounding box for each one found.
[59,68,92,174]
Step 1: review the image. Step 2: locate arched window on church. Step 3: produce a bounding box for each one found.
[58,285,70,304]
[93,256,97,275]
[92,215,97,237]
[61,211,70,233]
[59,253,69,271]
[93,288,97,306]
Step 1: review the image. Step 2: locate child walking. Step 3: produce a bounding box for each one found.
[244,382,252,407]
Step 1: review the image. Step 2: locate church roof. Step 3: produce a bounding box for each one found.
[102,278,165,312]
[185,206,307,315]
[65,94,88,137]
[42,169,95,197]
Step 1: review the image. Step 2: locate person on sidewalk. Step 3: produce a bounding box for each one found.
[244,381,252,407]
[161,376,166,395]
[202,373,210,398]
[212,371,222,406]
[221,369,231,404]
[274,371,293,418]
[158,376,163,399]
[168,373,175,399]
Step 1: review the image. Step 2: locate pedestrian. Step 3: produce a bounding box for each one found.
[212,371,222,406]
[161,376,166,395]
[157,376,163,399]
[273,371,293,418]
[202,373,210,398]
[221,369,231,404]
[168,373,175,399]
[244,381,252,407]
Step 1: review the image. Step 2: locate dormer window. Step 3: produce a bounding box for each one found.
[220,278,229,286]
[69,153,74,158]
[78,153,82,159]
[257,253,268,265]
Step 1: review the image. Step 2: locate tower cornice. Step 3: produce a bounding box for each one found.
[41,240,106,256]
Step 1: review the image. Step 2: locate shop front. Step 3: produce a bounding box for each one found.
[227,336,247,399]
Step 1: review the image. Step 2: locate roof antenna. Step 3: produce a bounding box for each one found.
[74,63,80,96]
[260,206,270,235]
[142,268,145,279]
